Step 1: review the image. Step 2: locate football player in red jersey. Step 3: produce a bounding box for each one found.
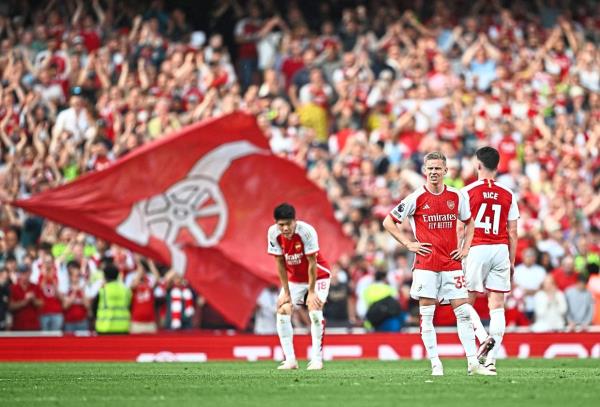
[383,152,494,376]
[267,203,331,370]
[461,147,519,373]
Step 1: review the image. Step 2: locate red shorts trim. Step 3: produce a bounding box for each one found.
[486,288,511,293]
[468,289,486,294]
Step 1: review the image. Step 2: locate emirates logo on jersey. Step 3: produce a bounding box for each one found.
[447,200,455,210]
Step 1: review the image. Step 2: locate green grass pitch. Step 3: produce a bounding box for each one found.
[1,359,598,407]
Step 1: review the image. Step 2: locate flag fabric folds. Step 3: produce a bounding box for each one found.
[13,112,354,328]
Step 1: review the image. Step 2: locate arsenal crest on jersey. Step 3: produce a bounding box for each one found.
[447,200,455,210]
[295,242,302,252]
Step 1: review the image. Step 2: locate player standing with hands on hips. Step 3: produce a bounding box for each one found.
[383,152,495,376]
[461,147,520,373]
[268,203,331,370]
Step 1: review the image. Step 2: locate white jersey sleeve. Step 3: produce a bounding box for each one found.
[508,192,520,221]
[458,190,472,222]
[267,224,283,256]
[296,221,320,255]
[390,191,417,223]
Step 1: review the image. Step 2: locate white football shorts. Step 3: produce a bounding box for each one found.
[281,278,330,306]
[410,269,468,304]
[465,244,511,293]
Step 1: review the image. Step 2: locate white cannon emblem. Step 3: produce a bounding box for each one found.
[116,141,268,273]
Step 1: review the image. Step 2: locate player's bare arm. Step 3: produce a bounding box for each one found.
[451,218,474,260]
[507,219,518,277]
[383,214,432,256]
[275,255,291,308]
[306,254,323,310]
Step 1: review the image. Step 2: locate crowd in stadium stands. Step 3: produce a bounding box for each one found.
[0,0,598,334]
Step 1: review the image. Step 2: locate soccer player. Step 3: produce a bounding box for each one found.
[268,203,331,370]
[461,147,519,372]
[383,152,494,376]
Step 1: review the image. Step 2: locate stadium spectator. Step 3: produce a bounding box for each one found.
[513,248,548,320]
[62,260,91,332]
[95,263,131,334]
[163,272,196,331]
[323,262,354,328]
[0,0,598,332]
[0,266,9,330]
[551,256,579,291]
[36,249,64,331]
[8,264,43,331]
[126,257,160,334]
[532,275,567,332]
[253,285,278,335]
[565,274,594,332]
[364,269,403,332]
[586,264,600,326]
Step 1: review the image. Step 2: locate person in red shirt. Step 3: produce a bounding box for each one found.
[268,203,331,371]
[37,251,64,331]
[62,260,91,332]
[9,264,43,331]
[383,151,494,376]
[126,257,160,334]
[551,256,579,291]
[462,147,520,373]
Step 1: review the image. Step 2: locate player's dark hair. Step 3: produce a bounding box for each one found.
[476,147,500,171]
[274,203,296,220]
[103,264,120,281]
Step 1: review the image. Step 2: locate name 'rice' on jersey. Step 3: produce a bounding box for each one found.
[461,179,520,246]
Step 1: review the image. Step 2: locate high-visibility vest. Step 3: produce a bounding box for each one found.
[95,281,131,334]
[364,283,397,308]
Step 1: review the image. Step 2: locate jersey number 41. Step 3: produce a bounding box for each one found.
[474,203,501,235]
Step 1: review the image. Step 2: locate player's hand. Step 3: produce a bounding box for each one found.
[307,291,323,310]
[450,247,469,261]
[277,292,291,308]
[406,241,432,256]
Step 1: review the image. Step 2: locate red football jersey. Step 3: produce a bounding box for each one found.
[125,274,157,323]
[64,288,88,323]
[267,221,330,283]
[390,185,471,272]
[462,179,520,246]
[9,282,42,330]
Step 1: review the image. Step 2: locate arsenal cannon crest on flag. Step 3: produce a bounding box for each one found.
[12,112,354,328]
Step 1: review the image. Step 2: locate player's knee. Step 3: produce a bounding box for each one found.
[488,294,504,310]
[453,303,471,321]
[278,303,292,315]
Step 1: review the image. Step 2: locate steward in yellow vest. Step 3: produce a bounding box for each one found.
[95,264,132,334]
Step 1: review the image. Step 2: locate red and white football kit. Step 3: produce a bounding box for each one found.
[462,179,520,293]
[389,185,471,303]
[267,221,331,306]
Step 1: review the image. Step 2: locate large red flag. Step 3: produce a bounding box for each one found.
[12,112,354,328]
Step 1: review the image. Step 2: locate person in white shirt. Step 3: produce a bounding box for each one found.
[513,248,548,319]
[52,94,91,145]
[532,275,567,332]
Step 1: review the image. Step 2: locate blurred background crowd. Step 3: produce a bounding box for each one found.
[0,0,598,334]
